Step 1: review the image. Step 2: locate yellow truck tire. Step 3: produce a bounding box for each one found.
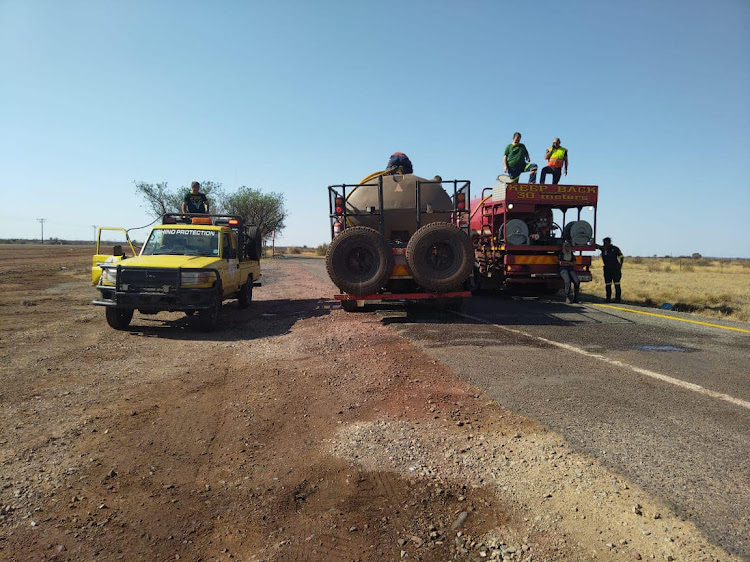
[105,308,133,330]
[196,287,222,331]
[238,282,253,309]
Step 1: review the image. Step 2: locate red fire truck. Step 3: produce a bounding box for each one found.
[469,178,598,293]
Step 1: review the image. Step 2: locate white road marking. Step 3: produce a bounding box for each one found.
[457,311,750,412]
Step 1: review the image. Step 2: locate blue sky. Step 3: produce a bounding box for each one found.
[2,0,749,257]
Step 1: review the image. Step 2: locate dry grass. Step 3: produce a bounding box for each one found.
[582,257,750,323]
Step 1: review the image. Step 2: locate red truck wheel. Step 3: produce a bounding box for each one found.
[326,227,393,296]
[406,222,473,293]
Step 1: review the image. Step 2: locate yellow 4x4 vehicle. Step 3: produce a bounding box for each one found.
[92,214,262,331]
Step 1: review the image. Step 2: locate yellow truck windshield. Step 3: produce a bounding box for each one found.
[142,228,220,257]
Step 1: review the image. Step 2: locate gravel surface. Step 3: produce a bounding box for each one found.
[0,247,742,561]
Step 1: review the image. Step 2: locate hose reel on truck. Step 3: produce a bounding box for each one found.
[563,220,593,246]
[502,219,530,245]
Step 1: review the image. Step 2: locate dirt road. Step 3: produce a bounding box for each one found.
[0,246,740,561]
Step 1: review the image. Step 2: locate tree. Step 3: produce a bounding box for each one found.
[134,181,225,218]
[223,187,286,240]
[134,181,180,217]
[133,182,285,240]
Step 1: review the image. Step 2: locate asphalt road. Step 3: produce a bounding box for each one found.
[289,257,750,559]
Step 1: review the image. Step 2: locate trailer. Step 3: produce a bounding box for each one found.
[326,172,473,311]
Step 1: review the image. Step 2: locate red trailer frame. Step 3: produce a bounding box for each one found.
[470,182,598,292]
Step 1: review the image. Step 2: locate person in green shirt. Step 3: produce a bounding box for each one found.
[182,181,210,214]
[503,132,537,183]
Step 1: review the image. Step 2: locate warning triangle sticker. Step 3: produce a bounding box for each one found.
[394,184,403,192]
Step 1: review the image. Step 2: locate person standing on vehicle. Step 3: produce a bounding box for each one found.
[558,240,580,303]
[503,132,537,183]
[182,181,210,214]
[540,138,568,184]
[386,152,413,174]
[596,237,624,302]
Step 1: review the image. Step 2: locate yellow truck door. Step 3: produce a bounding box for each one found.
[222,230,241,295]
[91,227,137,285]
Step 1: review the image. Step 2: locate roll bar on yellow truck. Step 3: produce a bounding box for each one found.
[92,214,262,331]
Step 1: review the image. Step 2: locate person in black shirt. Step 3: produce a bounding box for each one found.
[182,181,210,214]
[596,237,624,302]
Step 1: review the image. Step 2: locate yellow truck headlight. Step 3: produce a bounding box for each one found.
[100,268,117,286]
[181,271,216,287]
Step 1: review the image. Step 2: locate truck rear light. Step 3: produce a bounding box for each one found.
[456,193,466,210]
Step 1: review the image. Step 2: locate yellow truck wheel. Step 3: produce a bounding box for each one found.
[196,289,222,332]
[238,282,253,309]
[105,308,133,330]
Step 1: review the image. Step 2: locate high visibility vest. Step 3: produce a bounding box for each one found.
[547,147,567,168]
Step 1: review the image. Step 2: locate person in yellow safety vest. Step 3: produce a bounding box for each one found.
[540,138,569,185]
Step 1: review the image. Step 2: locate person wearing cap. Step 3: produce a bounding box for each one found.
[503,132,537,183]
[182,181,210,214]
[595,237,624,302]
[540,138,568,185]
[386,152,413,174]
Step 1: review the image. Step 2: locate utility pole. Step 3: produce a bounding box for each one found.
[92,225,98,242]
[37,218,46,244]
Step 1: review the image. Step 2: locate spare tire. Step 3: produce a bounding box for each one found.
[326,227,394,295]
[406,222,473,293]
[245,226,263,260]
